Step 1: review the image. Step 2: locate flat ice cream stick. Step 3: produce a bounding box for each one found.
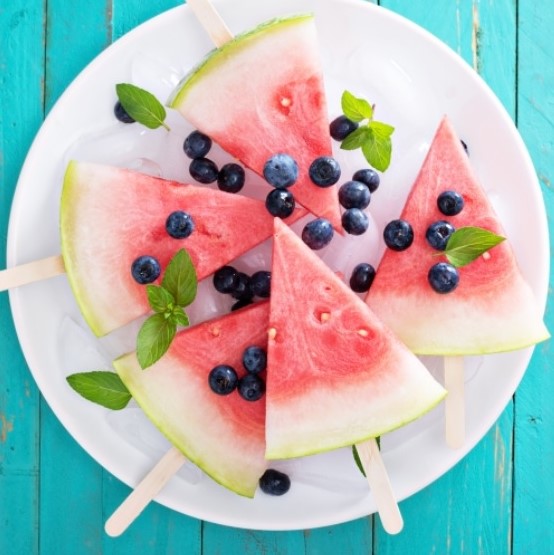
[187,0,234,46]
[105,446,187,537]
[444,356,465,448]
[355,438,403,534]
[0,254,65,292]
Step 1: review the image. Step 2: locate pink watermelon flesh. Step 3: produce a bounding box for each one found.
[60,161,305,336]
[265,218,446,459]
[367,117,549,355]
[169,14,342,230]
[114,302,269,498]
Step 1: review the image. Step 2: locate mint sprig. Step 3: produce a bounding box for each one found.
[340,90,394,172]
[443,226,505,267]
[116,83,170,131]
[137,248,197,369]
[66,371,132,410]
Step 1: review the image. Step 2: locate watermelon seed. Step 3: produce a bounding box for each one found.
[209,326,221,337]
[319,312,331,323]
[268,327,277,340]
[482,251,491,261]
[358,329,369,337]
[280,97,292,107]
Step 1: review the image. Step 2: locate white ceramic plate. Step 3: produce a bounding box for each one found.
[7,0,548,530]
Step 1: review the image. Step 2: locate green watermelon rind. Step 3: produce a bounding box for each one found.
[168,13,313,108]
[114,351,261,498]
[60,161,104,336]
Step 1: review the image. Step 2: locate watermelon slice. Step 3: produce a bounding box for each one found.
[114,301,269,498]
[169,14,341,229]
[60,161,304,336]
[367,117,549,355]
[265,218,446,459]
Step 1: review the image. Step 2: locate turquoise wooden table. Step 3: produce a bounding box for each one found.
[1,0,552,553]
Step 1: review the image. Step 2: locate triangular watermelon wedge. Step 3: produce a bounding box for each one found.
[169,14,342,230]
[367,117,549,355]
[113,302,269,498]
[60,161,305,336]
[265,219,446,460]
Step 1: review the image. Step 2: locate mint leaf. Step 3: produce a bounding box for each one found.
[352,445,366,477]
[116,83,170,131]
[443,226,505,267]
[162,249,197,307]
[341,126,372,150]
[370,120,395,139]
[361,130,392,172]
[341,90,373,122]
[66,371,131,410]
[147,284,175,313]
[137,313,177,369]
[170,305,190,327]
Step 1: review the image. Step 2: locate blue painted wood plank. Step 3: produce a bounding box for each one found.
[112,0,181,41]
[203,523,306,555]
[513,0,554,552]
[38,1,111,553]
[0,1,45,553]
[374,0,516,551]
[304,518,373,555]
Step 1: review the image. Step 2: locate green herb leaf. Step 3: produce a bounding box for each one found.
[352,445,366,477]
[443,226,506,267]
[341,90,373,122]
[370,120,395,139]
[361,130,393,172]
[161,249,197,307]
[340,126,372,150]
[116,83,170,131]
[146,284,175,313]
[170,305,190,327]
[137,313,177,369]
[66,371,131,410]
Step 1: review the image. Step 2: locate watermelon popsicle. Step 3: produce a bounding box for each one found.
[366,116,550,447]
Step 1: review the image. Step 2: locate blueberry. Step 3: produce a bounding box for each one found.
[329,115,358,141]
[302,218,334,250]
[338,181,371,209]
[131,255,161,284]
[231,272,253,301]
[308,156,341,187]
[437,191,464,216]
[217,163,245,193]
[208,364,238,395]
[428,262,459,293]
[114,101,135,124]
[349,263,376,293]
[426,220,455,251]
[189,157,218,184]
[231,298,253,311]
[383,219,414,251]
[165,211,194,239]
[183,130,212,159]
[213,266,239,294]
[342,208,369,235]
[265,189,295,218]
[249,271,271,298]
[263,154,298,188]
[259,469,291,496]
[242,346,267,374]
[238,373,265,401]
[352,168,380,193]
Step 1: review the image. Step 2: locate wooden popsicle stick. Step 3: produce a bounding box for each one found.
[187,0,234,47]
[444,356,465,449]
[0,254,65,292]
[105,446,187,537]
[355,438,403,534]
